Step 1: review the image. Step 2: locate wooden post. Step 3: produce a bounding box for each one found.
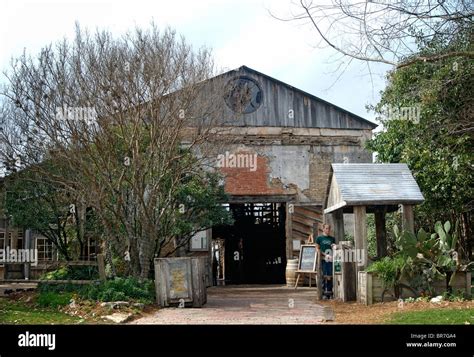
[5,218,10,251]
[374,207,387,258]
[4,218,9,279]
[353,206,367,300]
[402,204,415,234]
[312,222,319,240]
[353,206,367,270]
[24,229,32,280]
[11,229,18,250]
[316,250,322,300]
[96,254,106,281]
[332,209,344,244]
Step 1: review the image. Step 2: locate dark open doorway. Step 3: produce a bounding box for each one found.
[212,202,286,284]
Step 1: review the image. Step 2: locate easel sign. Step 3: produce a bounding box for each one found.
[298,244,318,272]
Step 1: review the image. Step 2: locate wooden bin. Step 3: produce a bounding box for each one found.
[154,257,207,308]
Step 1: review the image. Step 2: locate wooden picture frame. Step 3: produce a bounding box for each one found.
[297,244,318,272]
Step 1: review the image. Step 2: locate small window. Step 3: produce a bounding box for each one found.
[36,237,53,261]
[189,230,208,251]
[5,230,24,249]
[17,230,23,249]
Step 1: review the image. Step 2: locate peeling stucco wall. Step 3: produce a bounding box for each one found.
[214,127,373,204]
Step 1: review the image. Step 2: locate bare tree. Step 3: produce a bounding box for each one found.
[272,0,473,69]
[0,23,232,279]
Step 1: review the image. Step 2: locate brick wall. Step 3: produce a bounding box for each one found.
[220,151,286,195]
[216,132,372,203]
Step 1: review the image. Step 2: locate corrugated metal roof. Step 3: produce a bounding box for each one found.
[324,163,424,213]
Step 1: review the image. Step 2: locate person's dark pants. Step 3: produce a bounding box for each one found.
[321,260,333,294]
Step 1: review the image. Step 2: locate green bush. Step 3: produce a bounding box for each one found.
[442,289,468,302]
[40,265,99,280]
[36,291,73,308]
[367,256,406,289]
[38,277,155,303]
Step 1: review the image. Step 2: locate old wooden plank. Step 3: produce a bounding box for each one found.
[367,272,373,305]
[295,206,323,219]
[292,213,322,227]
[65,261,98,266]
[343,260,356,302]
[402,204,415,234]
[291,220,312,235]
[375,207,387,258]
[292,230,309,241]
[332,209,344,244]
[96,254,106,281]
[353,206,367,273]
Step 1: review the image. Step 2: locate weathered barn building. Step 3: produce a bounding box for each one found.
[0,66,378,284]
[190,66,377,285]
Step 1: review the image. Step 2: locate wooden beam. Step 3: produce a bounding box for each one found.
[353,205,367,271]
[292,230,310,241]
[374,208,387,258]
[24,229,32,280]
[332,210,344,244]
[225,195,297,204]
[402,204,415,234]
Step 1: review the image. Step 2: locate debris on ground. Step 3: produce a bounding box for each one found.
[103,312,133,324]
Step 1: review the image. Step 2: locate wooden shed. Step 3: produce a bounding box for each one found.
[324,163,424,268]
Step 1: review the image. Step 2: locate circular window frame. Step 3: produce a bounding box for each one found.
[224,75,263,114]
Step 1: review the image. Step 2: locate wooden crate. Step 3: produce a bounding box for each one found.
[154,257,207,308]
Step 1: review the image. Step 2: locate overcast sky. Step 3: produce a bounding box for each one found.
[0,0,393,122]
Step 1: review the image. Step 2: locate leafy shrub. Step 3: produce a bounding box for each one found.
[367,256,406,289]
[38,282,87,294]
[442,289,468,302]
[41,267,70,280]
[40,265,99,280]
[36,291,73,308]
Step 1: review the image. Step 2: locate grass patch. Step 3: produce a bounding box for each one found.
[38,277,155,303]
[0,297,83,324]
[387,308,474,324]
[36,292,74,308]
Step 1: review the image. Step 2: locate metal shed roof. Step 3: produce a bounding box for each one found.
[324,163,424,214]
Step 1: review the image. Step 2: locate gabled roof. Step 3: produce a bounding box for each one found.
[324,163,424,213]
[218,65,377,130]
[238,66,377,128]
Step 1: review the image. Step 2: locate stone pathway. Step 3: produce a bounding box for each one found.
[131,285,333,324]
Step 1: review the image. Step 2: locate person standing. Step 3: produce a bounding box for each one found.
[315,224,336,299]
